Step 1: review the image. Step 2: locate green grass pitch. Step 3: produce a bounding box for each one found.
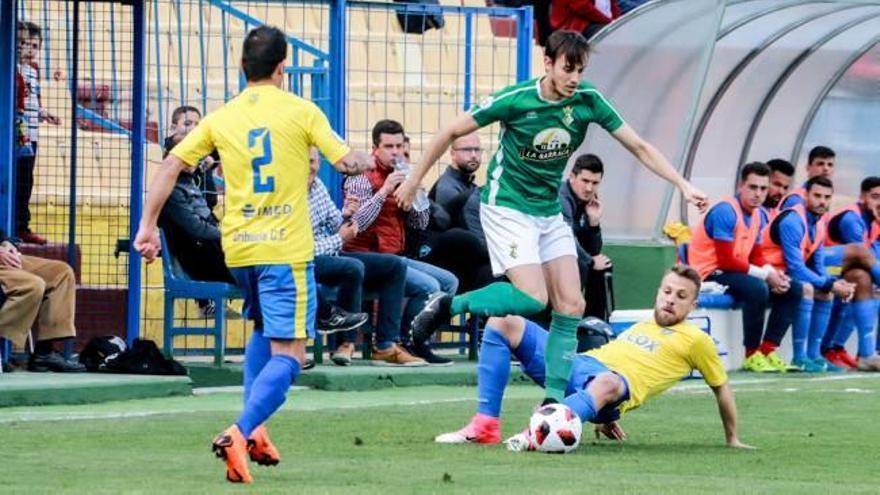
[2,373,879,494]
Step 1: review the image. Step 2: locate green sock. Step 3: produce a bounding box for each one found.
[544,311,581,402]
[450,282,546,316]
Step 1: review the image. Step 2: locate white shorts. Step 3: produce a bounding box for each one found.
[480,203,577,276]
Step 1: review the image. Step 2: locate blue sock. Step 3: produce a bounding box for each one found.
[511,319,548,384]
[563,389,597,423]
[235,354,300,438]
[852,300,879,358]
[822,301,845,350]
[243,330,272,405]
[376,341,393,350]
[476,327,512,418]
[808,300,833,359]
[830,305,854,348]
[792,298,813,363]
[870,263,880,286]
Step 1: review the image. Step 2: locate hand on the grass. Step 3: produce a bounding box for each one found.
[726,437,756,450]
[134,226,160,263]
[594,422,626,442]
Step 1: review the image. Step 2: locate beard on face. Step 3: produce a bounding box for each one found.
[654,307,681,327]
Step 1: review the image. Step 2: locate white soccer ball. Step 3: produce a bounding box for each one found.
[529,403,582,454]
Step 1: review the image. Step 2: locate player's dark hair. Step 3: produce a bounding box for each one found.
[766,158,794,177]
[668,265,701,297]
[808,145,835,164]
[170,105,201,125]
[739,161,770,182]
[571,154,604,177]
[372,119,405,147]
[241,25,287,82]
[860,176,880,193]
[805,175,833,192]
[544,30,590,68]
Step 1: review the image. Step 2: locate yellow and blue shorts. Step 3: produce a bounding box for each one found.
[230,262,317,340]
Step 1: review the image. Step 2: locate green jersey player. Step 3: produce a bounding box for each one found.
[397,30,708,404]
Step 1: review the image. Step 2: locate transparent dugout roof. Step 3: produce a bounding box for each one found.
[578,0,880,240]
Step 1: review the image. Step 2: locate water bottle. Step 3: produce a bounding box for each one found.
[393,157,430,212]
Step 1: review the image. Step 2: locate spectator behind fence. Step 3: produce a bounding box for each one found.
[163,105,219,210]
[550,0,620,41]
[763,158,795,213]
[0,228,84,372]
[307,149,414,366]
[160,106,237,319]
[343,119,458,366]
[559,154,613,320]
[16,21,61,245]
[419,133,495,293]
[688,162,802,373]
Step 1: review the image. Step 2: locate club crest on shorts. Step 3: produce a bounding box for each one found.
[509,242,518,259]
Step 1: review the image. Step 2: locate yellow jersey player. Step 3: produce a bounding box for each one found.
[435,265,754,451]
[134,26,371,483]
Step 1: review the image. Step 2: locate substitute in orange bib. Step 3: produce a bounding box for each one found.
[762,176,854,372]
[688,162,802,373]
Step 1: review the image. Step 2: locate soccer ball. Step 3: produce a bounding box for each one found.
[529,403,582,454]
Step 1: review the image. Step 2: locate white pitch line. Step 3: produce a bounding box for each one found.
[3,373,878,424]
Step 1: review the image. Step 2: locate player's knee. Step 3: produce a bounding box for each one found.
[589,372,625,404]
[749,279,770,302]
[844,244,876,269]
[844,268,872,292]
[802,283,814,300]
[555,293,585,316]
[487,315,525,343]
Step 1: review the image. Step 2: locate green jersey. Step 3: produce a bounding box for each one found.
[472,78,624,216]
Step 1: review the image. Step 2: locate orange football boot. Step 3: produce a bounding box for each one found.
[248,425,281,466]
[212,425,253,483]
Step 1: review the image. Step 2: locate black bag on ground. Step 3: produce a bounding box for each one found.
[79,335,128,372]
[103,338,188,376]
[394,0,445,34]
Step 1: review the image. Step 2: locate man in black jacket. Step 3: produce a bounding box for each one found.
[418,133,495,293]
[560,154,613,320]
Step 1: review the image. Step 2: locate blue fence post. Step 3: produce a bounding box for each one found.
[152,0,165,145]
[128,0,147,345]
[41,0,50,80]
[326,0,347,203]
[515,6,533,82]
[109,3,120,121]
[197,0,208,114]
[68,1,80,272]
[463,13,473,110]
[0,0,16,234]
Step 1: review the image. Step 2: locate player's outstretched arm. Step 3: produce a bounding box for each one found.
[333,150,373,176]
[134,155,187,263]
[611,124,709,213]
[396,113,480,209]
[711,382,755,449]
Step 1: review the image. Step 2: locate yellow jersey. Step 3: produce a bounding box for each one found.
[170,85,350,267]
[586,319,728,414]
